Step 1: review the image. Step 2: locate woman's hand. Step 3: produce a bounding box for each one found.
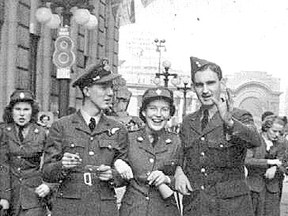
[35,183,50,197]
[264,166,277,179]
[147,170,170,187]
[0,199,9,210]
[114,159,134,180]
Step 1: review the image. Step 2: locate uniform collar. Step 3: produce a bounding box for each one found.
[80,108,102,126]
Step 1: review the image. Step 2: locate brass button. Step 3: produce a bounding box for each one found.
[201,168,205,173]
[149,158,154,163]
[146,196,149,200]
[200,152,205,156]
[17,167,21,171]
[89,151,95,156]
[219,144,224,148]
[201,185,205,190]
[71,144,75,148]
[108,145,112,149]
[90,137,94,141]
[200,137,205,141]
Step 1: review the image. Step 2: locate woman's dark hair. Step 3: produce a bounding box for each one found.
[261,115,285,132]
[2,100,40,124]
[139,96,175,123]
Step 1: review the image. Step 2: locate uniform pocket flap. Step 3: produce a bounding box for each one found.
[216,180,249,198]
[99,140,117,149]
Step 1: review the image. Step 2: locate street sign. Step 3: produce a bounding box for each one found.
[53,35,76,69]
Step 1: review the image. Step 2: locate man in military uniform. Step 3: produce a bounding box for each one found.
[42,59,129,216]
[174,57,262,216]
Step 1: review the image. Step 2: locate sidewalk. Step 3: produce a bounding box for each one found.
[281,180,288,216]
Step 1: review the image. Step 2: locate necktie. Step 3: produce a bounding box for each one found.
[18,126,24,142]
[89,117,96,131]
[201,109,209,131]
[151,132,159,147]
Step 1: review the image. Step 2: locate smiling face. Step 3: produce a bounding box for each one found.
[12,102,32,126]
[142,99,171,132]
[193,68,222,108]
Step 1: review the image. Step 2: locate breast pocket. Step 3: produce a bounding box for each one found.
[207,141,235,167]
[63,138,86,156]
[98,139,117,163]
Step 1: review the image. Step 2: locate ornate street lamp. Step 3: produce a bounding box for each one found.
[35,0,98,117]
[153,60,178,88]
[174,76,192,118]
[154,38,166,74]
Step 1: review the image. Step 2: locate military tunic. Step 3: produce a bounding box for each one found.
[119,127,181,216]
[0,123,47,216]
[42,111,129,216]
[180,108,261,216]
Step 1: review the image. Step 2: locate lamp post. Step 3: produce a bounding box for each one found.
[35,0,98,117]
[154,39,166,74]
[174,76,192,118]
[154,60,178,88]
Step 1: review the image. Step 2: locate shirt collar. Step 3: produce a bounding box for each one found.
[200,106,217,120]
[80,108,102,126]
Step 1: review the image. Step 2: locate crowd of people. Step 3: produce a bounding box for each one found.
[0,57,287,216]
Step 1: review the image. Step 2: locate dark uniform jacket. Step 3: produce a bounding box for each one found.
[120,127,181,216]
[42,111,129,216]
[245,135,287,193]
[0,123,47,213]
[180,108,261,216]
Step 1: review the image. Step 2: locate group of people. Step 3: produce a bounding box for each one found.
[0,57,287,216]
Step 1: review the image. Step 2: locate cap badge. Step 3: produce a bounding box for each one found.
[92,76,101,81]
[19,92,25,99]
[196,61,201,67]
[165,138,172,144]
[34,128,39,134]
[137,136,144,142]
[156,89,162,95]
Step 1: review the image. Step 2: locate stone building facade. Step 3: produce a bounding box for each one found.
[0,0,120,120]
[225,71,282,128]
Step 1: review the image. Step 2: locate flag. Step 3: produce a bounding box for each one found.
[141,0,156,7]
[117,0,136,26]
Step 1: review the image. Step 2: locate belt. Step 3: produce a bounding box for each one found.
[81,165,101,186]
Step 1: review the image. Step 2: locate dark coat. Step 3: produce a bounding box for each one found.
[179,108,261,216]
[119,127,181,216]
[245,135,287,193]
[0,123,47,214]
[42,111,129,216]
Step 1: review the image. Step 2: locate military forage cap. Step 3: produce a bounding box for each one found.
[190,56,222,79]
[142,87,174,104]
[72,59,121,89]
[10,89,35,103]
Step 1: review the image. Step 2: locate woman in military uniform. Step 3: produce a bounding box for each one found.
[119,87,181,216]
[0,90,50,216]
